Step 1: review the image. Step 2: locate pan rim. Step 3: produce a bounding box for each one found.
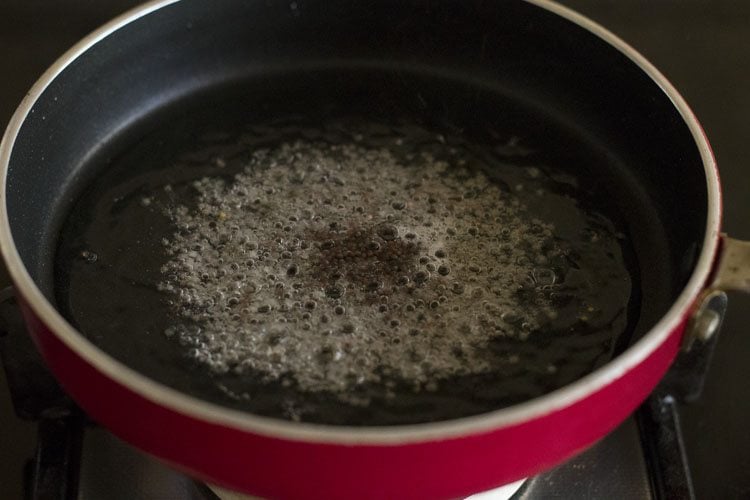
[0,0,721,444]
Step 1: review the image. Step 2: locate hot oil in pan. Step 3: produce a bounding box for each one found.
[54,79,640,426]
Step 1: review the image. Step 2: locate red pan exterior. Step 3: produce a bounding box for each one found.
[19,295,689,499]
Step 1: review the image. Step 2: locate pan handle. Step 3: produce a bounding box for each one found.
[683,235,750,351]
[710,235,750,293]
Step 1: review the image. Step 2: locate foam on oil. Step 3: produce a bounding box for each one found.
[158,140,569,402]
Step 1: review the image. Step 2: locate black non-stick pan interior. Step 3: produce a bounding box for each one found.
[5,0,707,424]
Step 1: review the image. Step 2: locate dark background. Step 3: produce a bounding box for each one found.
[1,1,749,499]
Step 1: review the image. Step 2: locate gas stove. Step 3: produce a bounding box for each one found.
[1,2,749,499]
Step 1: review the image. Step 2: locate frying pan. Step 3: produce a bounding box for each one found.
[1,0,749,498]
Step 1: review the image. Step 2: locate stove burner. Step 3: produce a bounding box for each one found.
[208,478,527,500]
[465,479,527,500]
